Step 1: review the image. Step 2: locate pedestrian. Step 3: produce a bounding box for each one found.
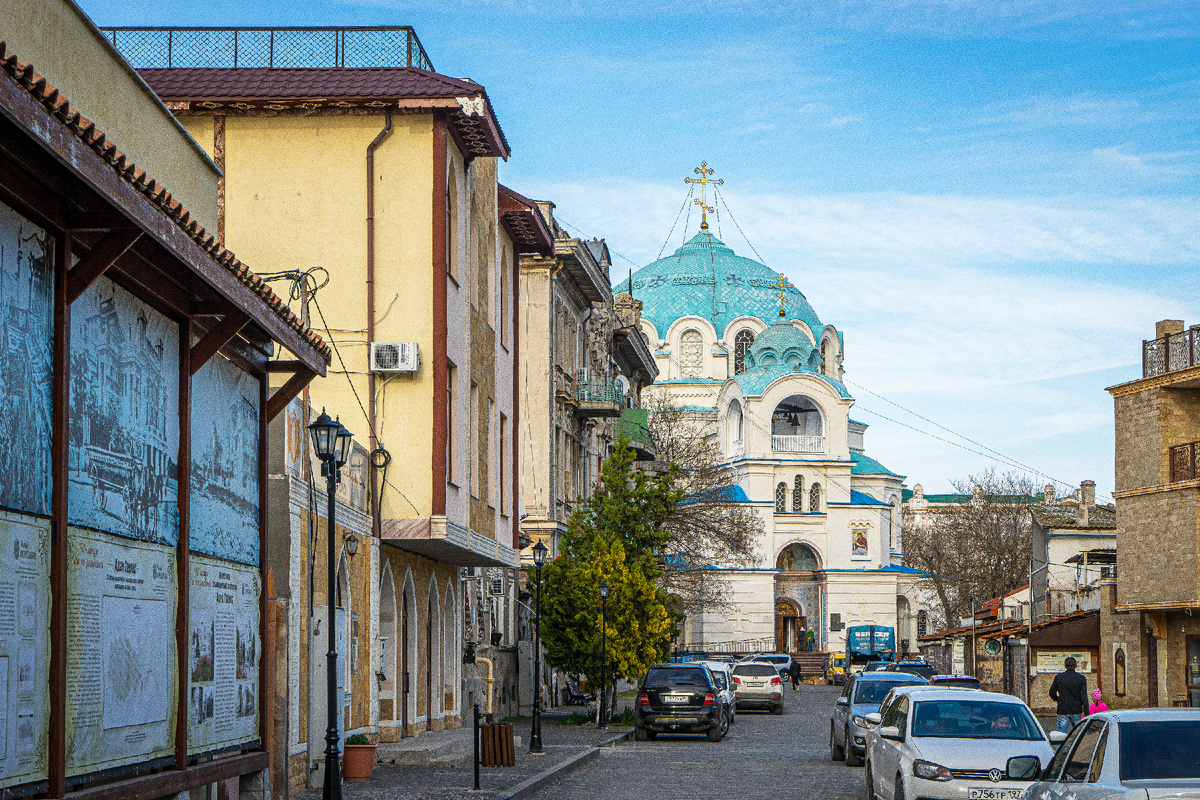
[1088,688,1108,715]
[1048,656,1089,733]
[788,660,803,691]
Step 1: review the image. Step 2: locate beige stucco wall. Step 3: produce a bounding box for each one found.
[1,0,220,229]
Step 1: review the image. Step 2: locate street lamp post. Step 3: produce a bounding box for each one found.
[309,410,353,800]
[599,581,609,730]
[529,540,548,754]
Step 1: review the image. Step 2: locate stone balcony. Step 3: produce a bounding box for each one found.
[573,376,623,418]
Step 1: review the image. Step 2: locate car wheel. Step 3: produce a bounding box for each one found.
[864,762,875,800]
[719,711,730,737]
[844,728,861,766]
[772,704,784,715]
[830,722,845,761]
[707,724,722,742]
[634,726,648,742]
[894,776,906,800]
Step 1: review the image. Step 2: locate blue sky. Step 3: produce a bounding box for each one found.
[83,0,1200,497]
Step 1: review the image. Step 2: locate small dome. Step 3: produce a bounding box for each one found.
[745,319,816,371]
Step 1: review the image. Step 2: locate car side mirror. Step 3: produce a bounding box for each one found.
[1048,731,1067,746]
[836,697,849,706]
[879,725,903,741]
[1006,755,1040,780]
[865,712,882,725]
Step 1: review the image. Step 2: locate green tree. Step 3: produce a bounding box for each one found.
[539,438,683,714]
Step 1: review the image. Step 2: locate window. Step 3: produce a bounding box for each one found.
[499,413,508,515]
[1063,719,1106,780]
[1119,720,1200,780]
[820,340,829,374]
[809,483,821,513]
[917,611,928,639]
[775,482,787,513]
[470,382,479,498]
[734,329,754,374]
[1188,638,1200,707]
[485,399,494,508]
[792,475,803,512]
[679,329,703,377]
[500,250,509,348]
[446,361,457,484]
[1043,718,1089,781]
[727,400,743,447]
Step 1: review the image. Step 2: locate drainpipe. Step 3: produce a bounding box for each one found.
[366,110,393,539]
[475,656,495,713]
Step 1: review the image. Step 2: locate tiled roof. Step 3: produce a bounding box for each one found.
[1030,503,1116,530]
[845,489,888,507]
[139,67,510,158]
[851,451,903,478]
[0,44,330,362]
[732,366,852,399]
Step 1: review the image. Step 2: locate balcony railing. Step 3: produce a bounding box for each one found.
[99,26,434,72]
[575,376,622,405]
[1143,326,1200,378]
[1170,440,1200,482]
[772,434,826,454]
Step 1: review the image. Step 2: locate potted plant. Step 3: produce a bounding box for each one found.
[342,733,377,781]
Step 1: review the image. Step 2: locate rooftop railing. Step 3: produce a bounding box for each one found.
[99,26,434,72]
[771,434,826,454]
[1143,326,1200,378]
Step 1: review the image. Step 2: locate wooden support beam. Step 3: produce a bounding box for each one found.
[65,229,141,304]
[65,751,269,800]
[189,310,249,376]
[265,367,315,422]
[265,360,307,373]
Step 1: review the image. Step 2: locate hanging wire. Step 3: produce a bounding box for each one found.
[656,185,695,261]
[714,189,769,267]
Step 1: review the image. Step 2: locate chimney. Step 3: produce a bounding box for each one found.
[1156,319,1185,339]
[1044,484,1056,504]
[1077,480,1095,527]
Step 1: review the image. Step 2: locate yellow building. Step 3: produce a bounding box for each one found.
[105,25,551,794]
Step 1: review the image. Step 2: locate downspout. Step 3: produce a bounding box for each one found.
[366,109,393,540]
[475,656,495,713]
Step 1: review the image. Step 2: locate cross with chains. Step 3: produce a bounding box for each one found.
[684,161,723,230]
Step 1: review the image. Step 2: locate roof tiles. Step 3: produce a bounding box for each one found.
[139,67,482,100]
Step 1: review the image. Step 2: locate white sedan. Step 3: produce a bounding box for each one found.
[864,689,1061,800]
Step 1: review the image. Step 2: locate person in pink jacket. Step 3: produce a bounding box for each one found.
[1088,688,1108,715]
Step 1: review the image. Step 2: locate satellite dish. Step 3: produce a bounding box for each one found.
[615,375,631,396]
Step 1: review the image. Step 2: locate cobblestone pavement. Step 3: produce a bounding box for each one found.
[528,685,867,800]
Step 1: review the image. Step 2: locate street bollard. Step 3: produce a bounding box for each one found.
[473,703,481,791]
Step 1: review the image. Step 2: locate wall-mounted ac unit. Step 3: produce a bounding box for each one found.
[462,566,482,579]
[489,577,505,597]
[371,342,419,373]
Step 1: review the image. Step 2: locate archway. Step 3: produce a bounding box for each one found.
[771,395,825,454]
[776,542,820,573]
[379,563,398,722]
[336,553,351,732]
[774,598,803,654]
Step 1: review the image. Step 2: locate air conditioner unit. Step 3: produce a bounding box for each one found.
[371,342,420,373]
[462,566,482,579]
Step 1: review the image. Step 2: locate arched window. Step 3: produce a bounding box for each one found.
[917,610,928,638]
[771,395,823,436]
[1114,648,1126,696]
[792,475,803,512]
[809,482,821,513]
[734,329,755,375]
[775,482,787,513]
[679,329,703,377]
[727,400,744,451]
[820,340,829,375]
[776,542,820,572]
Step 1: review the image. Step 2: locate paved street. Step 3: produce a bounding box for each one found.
[530,685,865,799]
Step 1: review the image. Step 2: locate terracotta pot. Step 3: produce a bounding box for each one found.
[342,744,377,782]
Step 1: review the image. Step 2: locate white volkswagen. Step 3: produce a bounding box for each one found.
[864,689,1062,800]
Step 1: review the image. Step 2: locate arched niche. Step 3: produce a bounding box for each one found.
[771,395,824,436]
[776,542,821,572]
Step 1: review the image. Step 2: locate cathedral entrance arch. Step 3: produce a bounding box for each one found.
[774,598,803,654]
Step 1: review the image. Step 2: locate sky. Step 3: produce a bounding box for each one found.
[80,0,1200,498]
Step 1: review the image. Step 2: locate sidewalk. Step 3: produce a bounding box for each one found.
[295,718,631,800]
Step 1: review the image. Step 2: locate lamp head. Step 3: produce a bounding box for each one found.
[345,533,359,557]
[308,409,339,461]
[532,540,548,567]
[599,581,609,599]
[334,419,353,468]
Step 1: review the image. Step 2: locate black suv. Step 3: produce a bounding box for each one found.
[635,664,727,742]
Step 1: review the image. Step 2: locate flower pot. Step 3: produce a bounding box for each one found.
[342,744,377,782]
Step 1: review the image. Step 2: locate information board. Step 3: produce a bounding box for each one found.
[0,511,49,789]
[188,554,260,754]
[1036,650,1093,674]
[65,527,176,777]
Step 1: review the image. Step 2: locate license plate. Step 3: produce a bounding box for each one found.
[662,695,688,703]
[968,789,1023,799]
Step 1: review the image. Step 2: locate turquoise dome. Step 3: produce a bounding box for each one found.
[614,230,824,339]
[744,318,819,371]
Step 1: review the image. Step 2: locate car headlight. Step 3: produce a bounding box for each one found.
[851,714,869,728]
[912,759,953,781]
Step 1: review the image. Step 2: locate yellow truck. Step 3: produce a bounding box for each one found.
[826,652,846,685]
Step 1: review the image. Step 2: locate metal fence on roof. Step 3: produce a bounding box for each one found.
[99,26,434,72]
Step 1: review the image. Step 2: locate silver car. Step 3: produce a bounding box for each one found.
[697,661,737,727]
[1021,708,1200,799]
[864,689,1059,800]
[832,672,929,766]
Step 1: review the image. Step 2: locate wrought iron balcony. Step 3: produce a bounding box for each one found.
[1170,440,1200,482]
[772,434,826,454]
[573,376,623,418]
[1143,326,1200,378]
[100,26,434,72]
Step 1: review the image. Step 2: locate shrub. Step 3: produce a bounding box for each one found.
[345,733,371,746]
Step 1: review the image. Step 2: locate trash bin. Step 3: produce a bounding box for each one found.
[480,721,515,767]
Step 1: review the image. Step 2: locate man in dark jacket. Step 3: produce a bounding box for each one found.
[1048,657,1088,733]
[788,660,803,691]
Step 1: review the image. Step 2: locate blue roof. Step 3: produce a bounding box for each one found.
[679,484,751,505]
[731,367,852,399]
[850,451,903,478]
[615,230,824,339]
[849,490,888,507]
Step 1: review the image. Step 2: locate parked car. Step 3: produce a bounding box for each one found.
[863,661,892,673]
[697,661,737,727]
[731,662,785,714]
[745,652,794,679]
[864,689,1062,800]
[928,674,982,689]
[885,661,937,681]
[635,663,728,742]
[827,653,847,685]
[1022,708,1200,799]
[832,672,930,766]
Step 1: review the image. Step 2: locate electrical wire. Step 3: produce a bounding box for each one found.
[656,186,695,261]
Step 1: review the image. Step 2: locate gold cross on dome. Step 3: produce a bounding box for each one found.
[684,161,723,230]
[776,273,789,317]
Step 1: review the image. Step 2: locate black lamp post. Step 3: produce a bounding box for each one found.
[529,540,548,754]
[310,410,353,800]
[598,581,609,730]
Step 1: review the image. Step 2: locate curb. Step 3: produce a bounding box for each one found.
[492,731,630,800]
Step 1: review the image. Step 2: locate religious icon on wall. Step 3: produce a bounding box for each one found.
[852,529,869,556]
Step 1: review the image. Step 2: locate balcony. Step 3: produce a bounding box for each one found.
[573,376,623,418]
[1143,326,1200,378]
[772,434,826,454]
[1170,440,1200,482]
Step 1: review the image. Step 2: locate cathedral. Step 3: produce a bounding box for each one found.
[619,173,927,658]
